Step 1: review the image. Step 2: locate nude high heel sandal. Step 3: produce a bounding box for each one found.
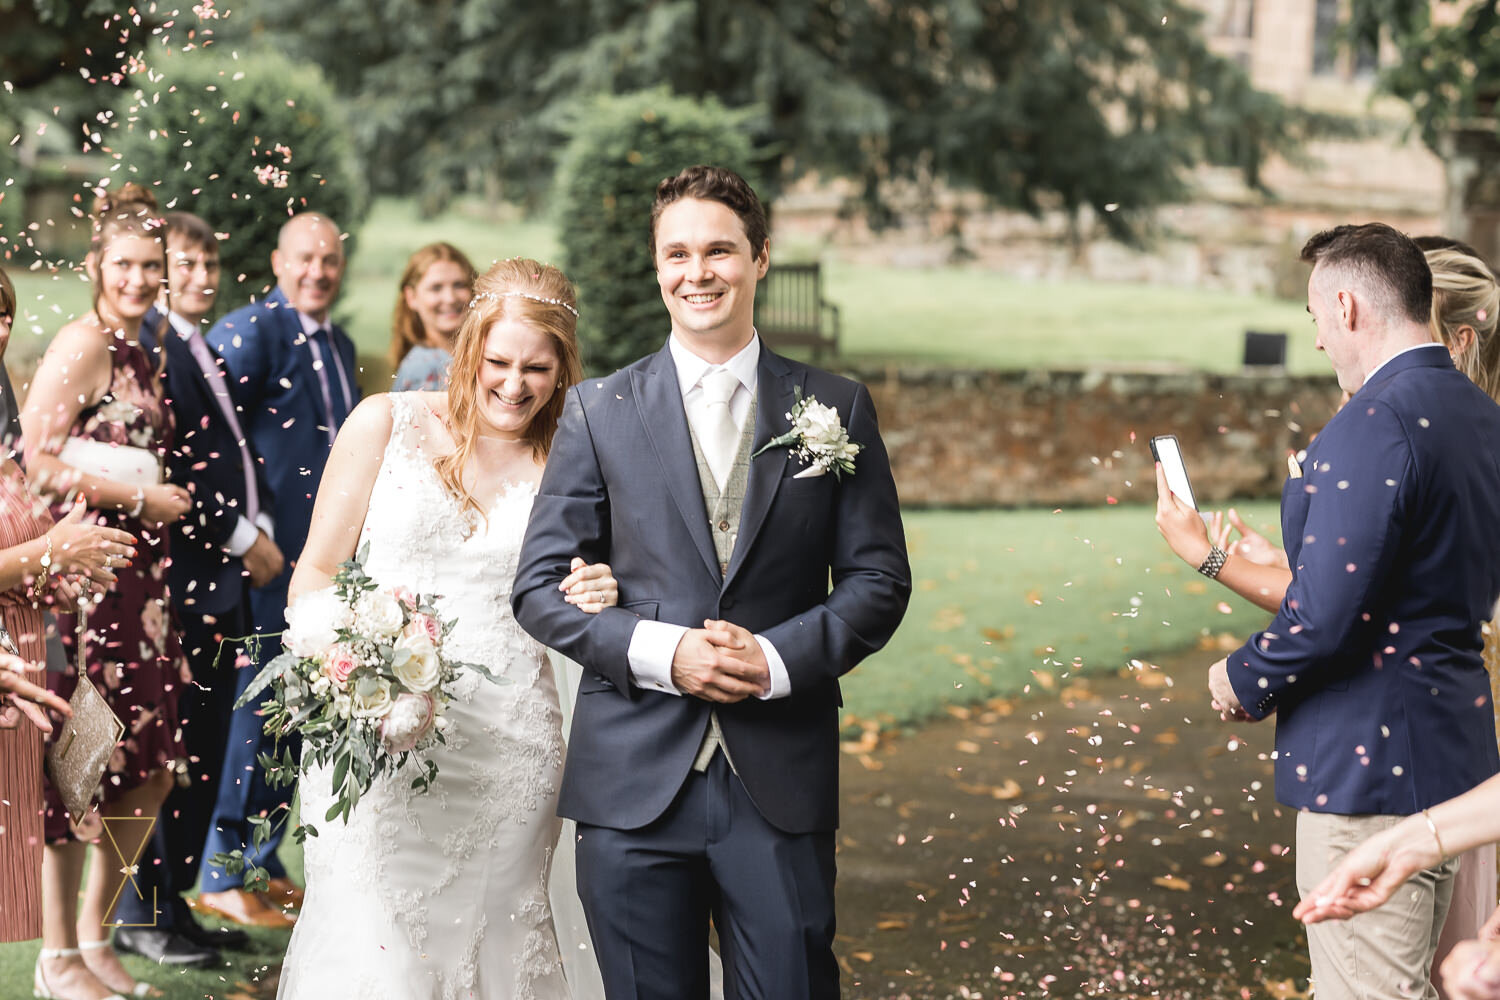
[32,947,127,1000]
[78,940,153,998]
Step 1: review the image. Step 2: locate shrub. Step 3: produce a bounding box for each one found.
[106,47,369,306]
[554,88,764,375]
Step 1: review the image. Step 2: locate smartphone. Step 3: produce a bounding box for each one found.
[1150,434,1199,510]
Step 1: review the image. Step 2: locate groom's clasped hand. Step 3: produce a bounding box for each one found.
[670,618,770,703]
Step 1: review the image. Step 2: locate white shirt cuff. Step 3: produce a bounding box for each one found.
[255,512,275,540]
[225,516,260,558]
[754,635,791,700]
[627,620,686,695]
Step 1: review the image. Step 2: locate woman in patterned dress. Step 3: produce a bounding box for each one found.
[0,265,134,948]
[388,242,476,391]
[21,185,194,1000]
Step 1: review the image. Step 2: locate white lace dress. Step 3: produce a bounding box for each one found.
[278,394,601,1000]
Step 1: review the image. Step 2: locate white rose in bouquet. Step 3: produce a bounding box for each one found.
[393,634,442,692]
[356,589,406,641]
[284,587,351,658]
[351,675,394,718]
[379,692,436,753]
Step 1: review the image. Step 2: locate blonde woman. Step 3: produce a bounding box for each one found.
[276,259,607,999]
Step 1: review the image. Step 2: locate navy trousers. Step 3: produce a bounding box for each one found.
[575,751,838,1000]
[200,586,294,887]
[116,603,248,924]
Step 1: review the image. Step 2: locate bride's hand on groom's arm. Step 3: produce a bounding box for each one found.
[559,556,618,614]
[669,623,768,703]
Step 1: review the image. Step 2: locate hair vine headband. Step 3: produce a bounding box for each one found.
[470,290,579,318]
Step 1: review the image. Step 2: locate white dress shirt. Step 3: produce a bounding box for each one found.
[625,334,792,700]
[1363,341,1446,387]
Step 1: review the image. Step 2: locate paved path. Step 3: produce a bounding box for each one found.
[834,646,1310,999]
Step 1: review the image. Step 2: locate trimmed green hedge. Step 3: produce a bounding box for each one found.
[107,48,368,305]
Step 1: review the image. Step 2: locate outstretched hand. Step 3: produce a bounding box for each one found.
[0,652,70,733]
[1223,508,1288,570]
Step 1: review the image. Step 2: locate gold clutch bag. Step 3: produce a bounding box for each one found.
[43,606,124,821]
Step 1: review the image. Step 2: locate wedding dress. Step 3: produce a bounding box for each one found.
[278,393,603,1000]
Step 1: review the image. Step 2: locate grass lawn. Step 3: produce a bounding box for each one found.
[5,198,1311,377]
[842,502,1283,729]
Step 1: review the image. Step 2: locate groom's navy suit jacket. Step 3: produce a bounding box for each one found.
[513,342,911,834]
[1228,346,1500,815]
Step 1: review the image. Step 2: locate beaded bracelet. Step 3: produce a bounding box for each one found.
[1197,545,1228,579]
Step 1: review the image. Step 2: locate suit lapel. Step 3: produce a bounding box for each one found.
[724,348,799,589]
[634,345,721,582]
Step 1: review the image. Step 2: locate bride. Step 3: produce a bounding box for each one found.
[276,259,609,999]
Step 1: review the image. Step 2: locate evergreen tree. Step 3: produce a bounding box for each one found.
[215,0,1303,238]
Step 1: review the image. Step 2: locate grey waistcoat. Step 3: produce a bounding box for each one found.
[687,397,757,772]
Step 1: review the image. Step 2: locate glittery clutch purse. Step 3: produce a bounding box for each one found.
[43,608,123,821]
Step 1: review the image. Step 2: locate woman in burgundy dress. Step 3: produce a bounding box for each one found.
[21,186,193,1000]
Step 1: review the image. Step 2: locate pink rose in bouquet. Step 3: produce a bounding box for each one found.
[403,612,442,646]
[380,691,437,753]
[390,585,419,610]
[323,642,360,687]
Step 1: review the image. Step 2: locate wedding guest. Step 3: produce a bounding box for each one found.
[200,211,358,925]
[1156,240,1500,997]
[1174,225,1500,1000]
[111,210,279,964]
[21,184,194,1000]
[0,264,131,950]
[388,242,475,391]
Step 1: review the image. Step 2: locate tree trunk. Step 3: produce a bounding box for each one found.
[1440,122,1500,267]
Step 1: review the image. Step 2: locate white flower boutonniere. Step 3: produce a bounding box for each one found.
[752,388,862,480]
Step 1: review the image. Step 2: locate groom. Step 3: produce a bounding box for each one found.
[513,164,911,998]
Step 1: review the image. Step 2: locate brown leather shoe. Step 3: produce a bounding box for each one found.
[261,876,305,911]
[193,889,297,927]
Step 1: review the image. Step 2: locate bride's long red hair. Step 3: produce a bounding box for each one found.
[435,258,583,519]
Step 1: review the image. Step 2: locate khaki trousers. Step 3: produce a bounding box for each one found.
[1297,811,1460,1000]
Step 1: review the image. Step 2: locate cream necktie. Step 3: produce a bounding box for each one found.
[698,368,741,491]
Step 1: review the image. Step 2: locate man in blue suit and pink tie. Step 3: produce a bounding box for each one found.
[198,212,359,925]
[1202,224,1500,999]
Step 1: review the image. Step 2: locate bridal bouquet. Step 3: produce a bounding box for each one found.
[211,545,497,889]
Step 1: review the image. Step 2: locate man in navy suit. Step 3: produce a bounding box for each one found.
[114,212,287,957]
[1209,224,1500,998]
[513,166,911,998]
[199,211,358,923]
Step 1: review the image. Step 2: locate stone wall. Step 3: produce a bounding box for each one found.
[851,365,1343,508]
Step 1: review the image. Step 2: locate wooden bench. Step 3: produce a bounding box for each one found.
[756,262,840,361]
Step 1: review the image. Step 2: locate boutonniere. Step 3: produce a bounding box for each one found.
[751,388,862,480]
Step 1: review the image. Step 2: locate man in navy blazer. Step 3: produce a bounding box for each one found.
[115,212,286,957]
[199,212,358,921]
[513,166,911,998]
[1210,224,1500,998]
